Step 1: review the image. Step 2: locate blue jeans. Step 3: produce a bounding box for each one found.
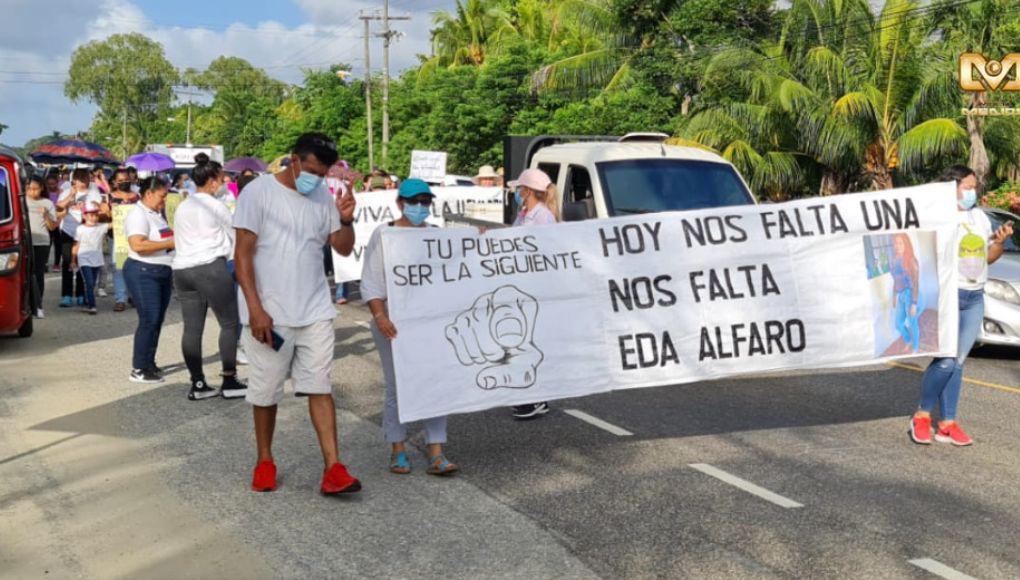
[895,288,920,352]
[113,266,128,303]
[80,266,101,308]
[123,258,173,371]
[918,289,984,421]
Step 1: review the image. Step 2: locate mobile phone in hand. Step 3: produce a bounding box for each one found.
[270,329,285,352]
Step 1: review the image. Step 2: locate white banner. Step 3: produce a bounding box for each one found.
[382,183,961,422]
[333,186,503,283]
[409,150,448,182]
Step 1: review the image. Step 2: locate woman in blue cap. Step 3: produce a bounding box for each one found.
[360,178,459,476]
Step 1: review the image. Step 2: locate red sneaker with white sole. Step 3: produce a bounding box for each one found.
[909,415,932,445]
[935,423,973,446]
[320,462,361,495]
[252,460,277,492]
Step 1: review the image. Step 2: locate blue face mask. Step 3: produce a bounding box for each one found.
[292,161,323,196]
[514,189,524,207]
[402,203,430,226]
[959,188,977,210]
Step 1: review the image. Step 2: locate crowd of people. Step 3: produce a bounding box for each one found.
[28,130,1009,495]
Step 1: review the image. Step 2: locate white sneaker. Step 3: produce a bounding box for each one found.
[97,288,108,297]
[236,345,249,366]
[35,308,45,319]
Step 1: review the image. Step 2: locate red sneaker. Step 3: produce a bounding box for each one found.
[909,415,932,445]
[252,460,277,492]
[935,423,973,446]
[320,462,362,495]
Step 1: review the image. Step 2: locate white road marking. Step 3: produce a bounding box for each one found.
[908,559,978,580]
[688,463,804,509]
[563,409,633,436]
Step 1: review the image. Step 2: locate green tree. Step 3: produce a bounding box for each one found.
[65,33,179,157]
[427,0,517,69]
[186,56,288,157]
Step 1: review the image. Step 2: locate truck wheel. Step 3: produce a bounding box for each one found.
[17,315,33,338]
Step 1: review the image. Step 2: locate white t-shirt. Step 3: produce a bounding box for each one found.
[75,223,110,267]
[232,174,342,327]
[957,208,994,291]
[27,197,56,246]
[172,192,234,270]
[124,203,174,266]
[58,188,103,238]
[360,223,393,302]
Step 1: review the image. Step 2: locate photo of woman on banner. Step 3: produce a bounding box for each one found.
[864,230,938,357]
[506,168,559,420]
[361,178,458,477]
[909,165,1015,447]
[891,233,921,353]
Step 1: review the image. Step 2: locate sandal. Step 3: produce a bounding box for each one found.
[426,454,459,476]
[389,451,411,474]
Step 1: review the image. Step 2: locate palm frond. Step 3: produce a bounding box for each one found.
[897,118,967,174]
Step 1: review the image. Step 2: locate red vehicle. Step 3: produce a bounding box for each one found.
[0,146,34,337]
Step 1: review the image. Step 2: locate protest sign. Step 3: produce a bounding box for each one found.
[164,192,183,227]
[382,183,961,422]
[332,186,503,282]
[112,204,132,269]
[408,150,447,182]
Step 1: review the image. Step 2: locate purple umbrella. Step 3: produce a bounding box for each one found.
[225,156,267,173]
[126,152,175,172]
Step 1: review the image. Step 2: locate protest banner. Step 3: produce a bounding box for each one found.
[332,186,503,282]
[408,150,447,183]
[164,192,183,228]
[112,204,132,269]
[382,183,961,422]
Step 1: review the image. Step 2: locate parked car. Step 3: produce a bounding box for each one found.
[979,207,1020,347]
[0,146,34,337]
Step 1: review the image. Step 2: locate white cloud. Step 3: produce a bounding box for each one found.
[0,0,446,146]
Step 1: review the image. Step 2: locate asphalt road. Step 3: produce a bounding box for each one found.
[1,275,1018,579]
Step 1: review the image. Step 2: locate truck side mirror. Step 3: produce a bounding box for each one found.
[562,199,594,222]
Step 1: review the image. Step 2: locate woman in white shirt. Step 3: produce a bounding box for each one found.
[361,178,458,476]
[123,177,175,384]
[909,165,1014,447]
[55,168,107,307]
[171,153,245,401]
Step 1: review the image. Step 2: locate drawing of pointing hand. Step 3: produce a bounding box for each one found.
[445,285,544,390]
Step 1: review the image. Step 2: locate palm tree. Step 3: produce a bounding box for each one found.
[927,0,1020,188]
[680,0,970,195]
[428,0,516,68]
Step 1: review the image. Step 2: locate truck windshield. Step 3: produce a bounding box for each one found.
[596,159,754,216]
[0,167,11,224]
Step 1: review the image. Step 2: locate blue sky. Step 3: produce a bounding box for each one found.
[0,0,448,147]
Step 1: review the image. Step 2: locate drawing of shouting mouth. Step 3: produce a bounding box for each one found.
[445,285,544,390]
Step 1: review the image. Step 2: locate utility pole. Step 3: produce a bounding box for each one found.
[186,101,192,147]
[121,108,128,159]
[360,4,409,168]
[358,11,375,169]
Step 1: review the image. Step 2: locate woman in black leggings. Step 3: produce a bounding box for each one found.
[171,153,246,401]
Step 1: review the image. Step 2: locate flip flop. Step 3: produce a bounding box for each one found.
[390,451,411,474]
[426,454,459,476]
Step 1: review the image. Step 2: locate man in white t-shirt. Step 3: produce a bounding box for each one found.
[234,133,360,495]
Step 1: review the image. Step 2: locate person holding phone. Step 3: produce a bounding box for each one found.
[234,133,361,495]
[909,165,1014,446]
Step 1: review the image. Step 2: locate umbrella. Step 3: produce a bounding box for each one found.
[30,139,119,165]
[266,154,291,174]
[225,156,267,173]
[125,152,175,172]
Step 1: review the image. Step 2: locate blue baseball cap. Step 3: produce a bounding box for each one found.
[398,178,433,199]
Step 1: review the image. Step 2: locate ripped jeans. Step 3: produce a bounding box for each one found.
[918,289,984,421]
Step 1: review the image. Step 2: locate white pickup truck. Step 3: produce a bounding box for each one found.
[456,134,756,227]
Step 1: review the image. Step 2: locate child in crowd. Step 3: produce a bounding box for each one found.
[72,204,110,315]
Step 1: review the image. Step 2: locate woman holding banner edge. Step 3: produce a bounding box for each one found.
[506,168,559,420]
[361,178,459,476]
[909,165,1013,447]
